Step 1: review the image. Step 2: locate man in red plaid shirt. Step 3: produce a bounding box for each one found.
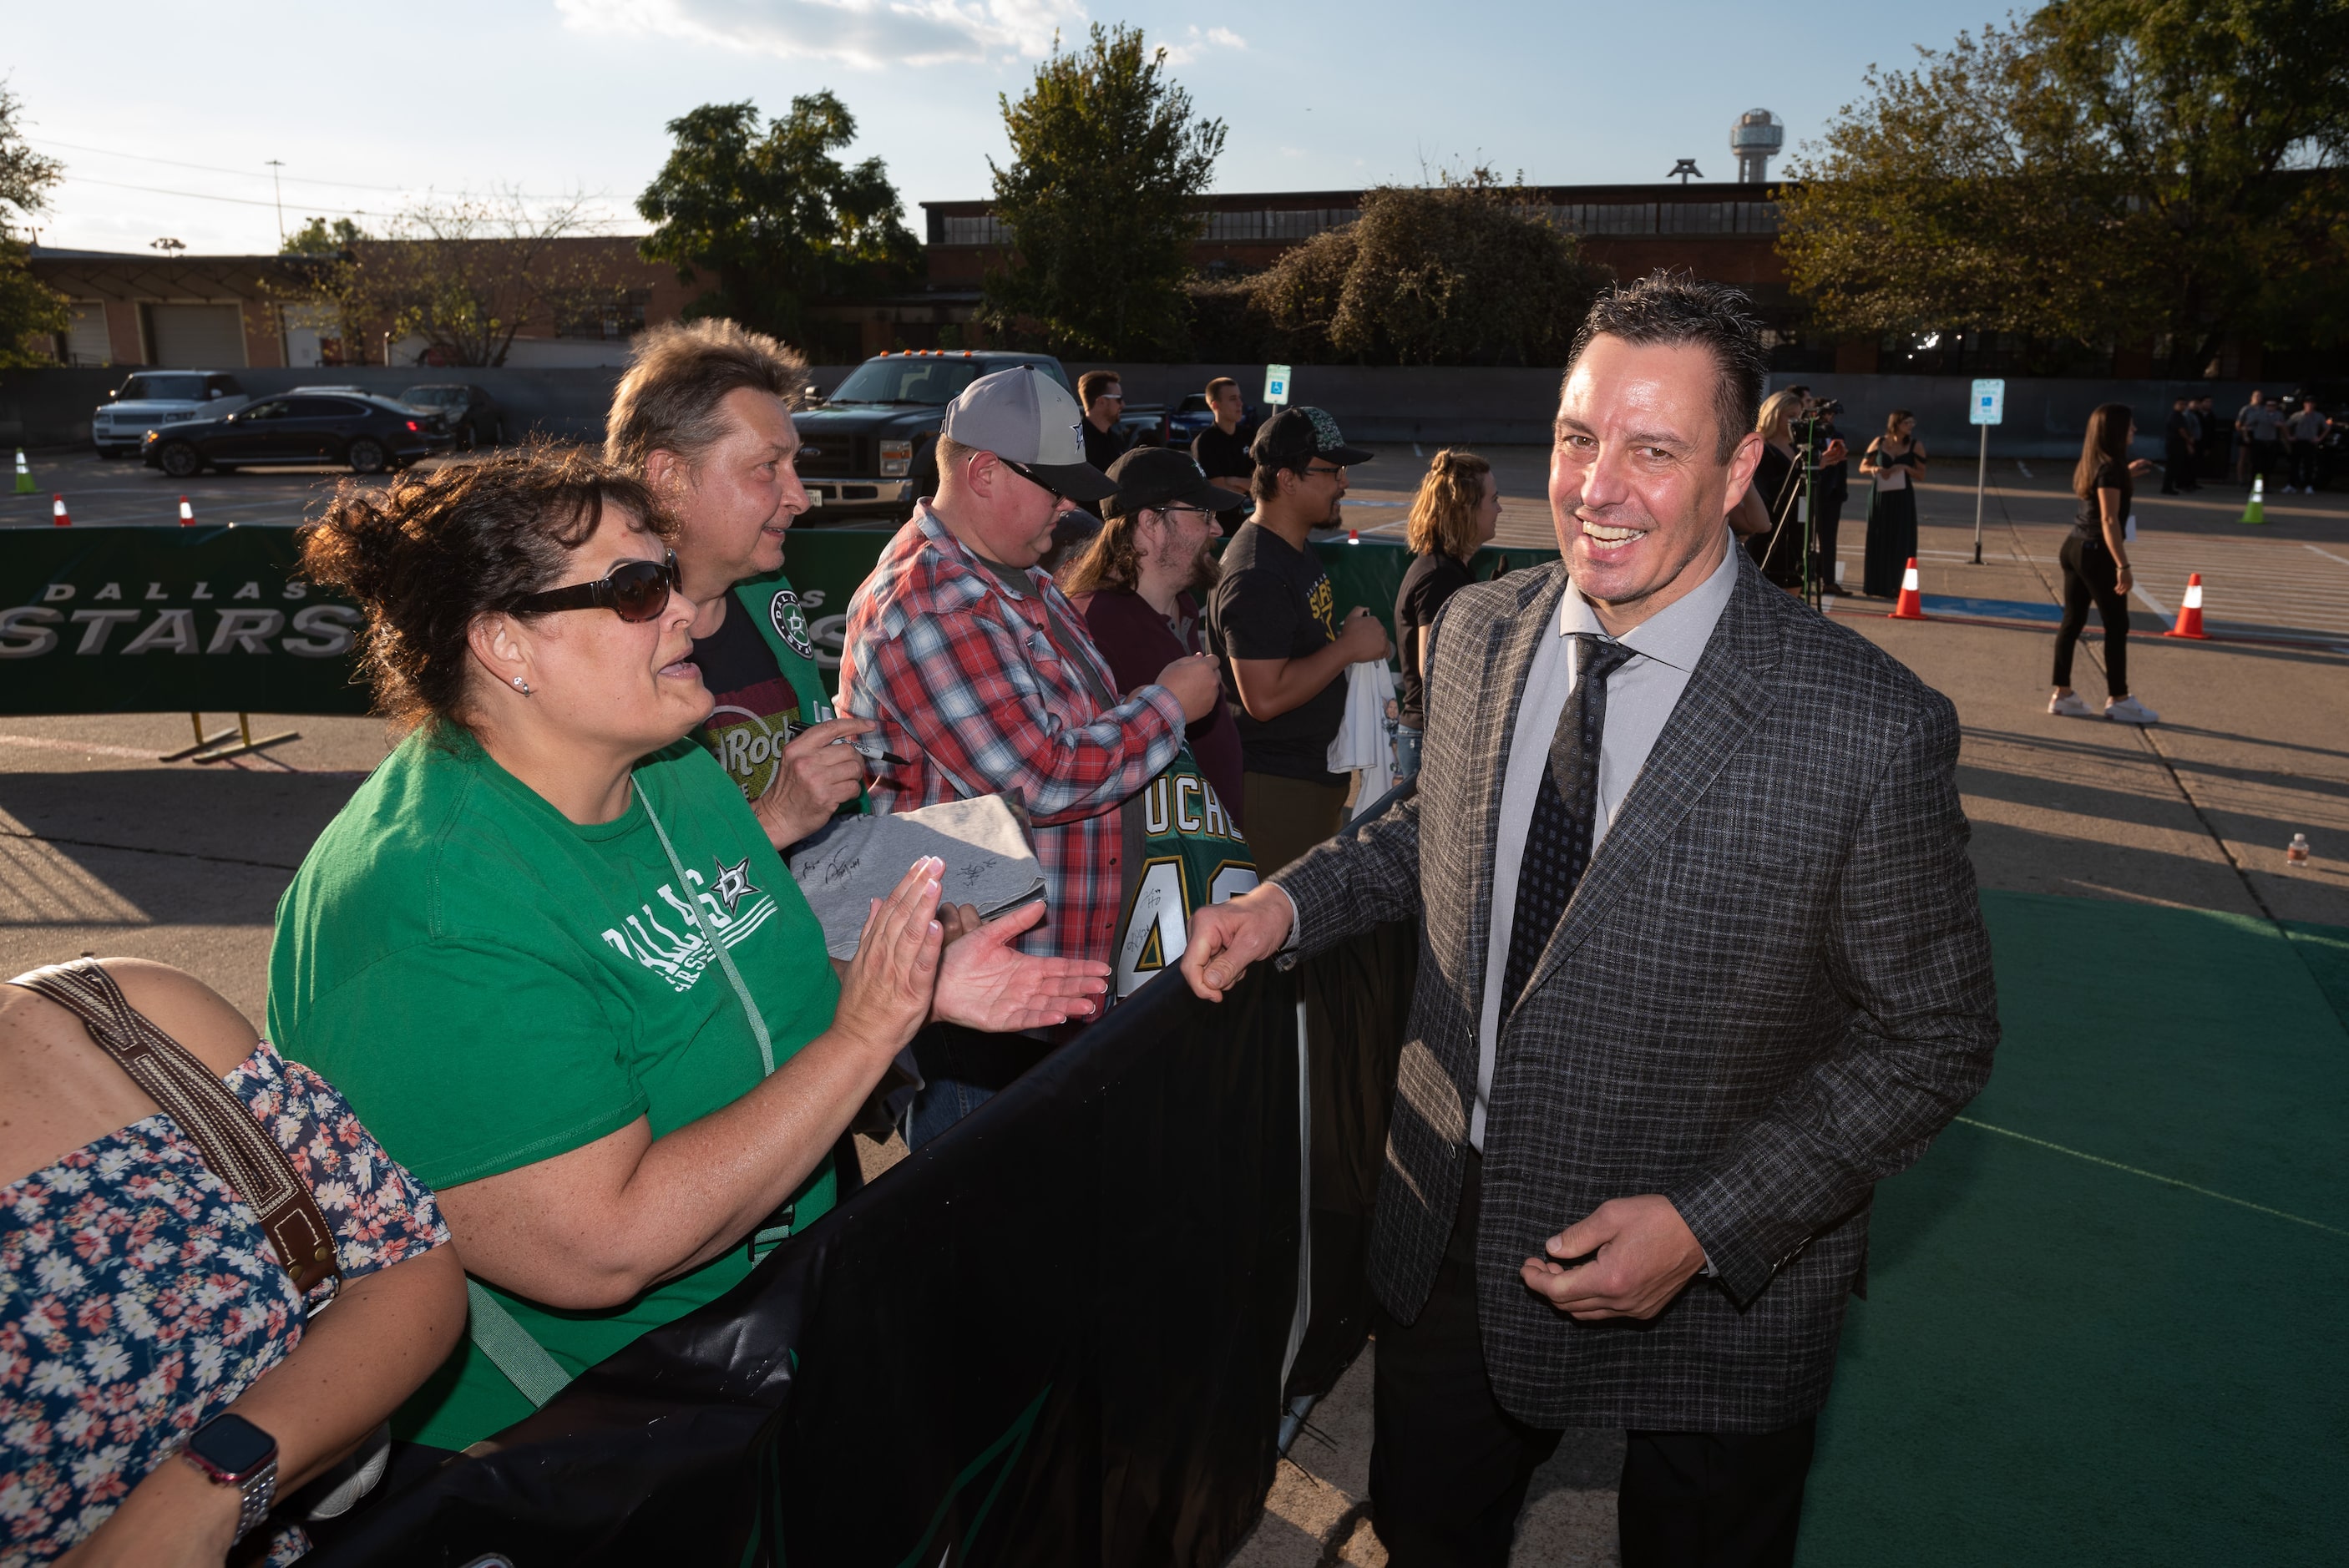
[839,367,1223,1141]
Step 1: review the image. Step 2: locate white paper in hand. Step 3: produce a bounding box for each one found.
[787,794,1046,959]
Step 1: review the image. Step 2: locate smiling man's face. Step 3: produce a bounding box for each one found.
[1548,335,1763,634]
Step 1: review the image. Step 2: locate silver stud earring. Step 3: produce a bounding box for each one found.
[511,678,532,695]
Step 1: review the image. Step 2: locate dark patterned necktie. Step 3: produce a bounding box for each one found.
[1501,635,1635,1017]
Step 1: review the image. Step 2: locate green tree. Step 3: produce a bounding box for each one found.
[271,192,640,367]
[637,94,919,343]
[0,83,68,367]
[982,24,1226,359]
[1248,175,1611,366]
[1778,2,2349,375]
[281,215,366,255]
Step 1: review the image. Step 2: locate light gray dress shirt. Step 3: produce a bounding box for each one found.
[1468,537,1741,1151]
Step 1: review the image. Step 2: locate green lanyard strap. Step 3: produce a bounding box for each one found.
[463,776,787,1412]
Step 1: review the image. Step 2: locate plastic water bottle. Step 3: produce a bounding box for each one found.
[2286,833,2311,866]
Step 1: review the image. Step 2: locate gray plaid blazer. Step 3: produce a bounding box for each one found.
[1276,549,1998,1433]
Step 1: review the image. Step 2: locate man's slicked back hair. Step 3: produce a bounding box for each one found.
[1564,271,1768,463]
[605,318,807,473]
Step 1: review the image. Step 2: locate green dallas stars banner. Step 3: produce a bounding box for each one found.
[0,526,906,719]
[2,523,1545,721]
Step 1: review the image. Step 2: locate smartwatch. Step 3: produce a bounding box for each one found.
[180,1412,279,1541]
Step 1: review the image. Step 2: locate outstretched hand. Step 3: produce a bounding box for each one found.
[933,902,1110,1033]
[1179,884,1295,1002]
[1521,1194,1707,1321]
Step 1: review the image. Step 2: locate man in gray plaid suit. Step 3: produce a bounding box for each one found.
[1182,273,1999,1566]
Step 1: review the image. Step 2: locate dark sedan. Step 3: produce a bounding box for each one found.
[142,392,451,477]
[400,382,504,449]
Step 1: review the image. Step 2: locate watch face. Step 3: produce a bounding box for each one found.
[191,1413,276,1478]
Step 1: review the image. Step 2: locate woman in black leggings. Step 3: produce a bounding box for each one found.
[2051,402,2160,723]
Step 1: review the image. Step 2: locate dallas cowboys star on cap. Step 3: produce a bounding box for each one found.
[939,367,1119,503]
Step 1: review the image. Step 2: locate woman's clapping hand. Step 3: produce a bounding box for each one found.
[830,857,946,1060]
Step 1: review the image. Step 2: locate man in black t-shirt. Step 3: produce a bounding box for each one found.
[1206,407,1392,875]
[1191,377,1257,530]
[1077,371,1135,478]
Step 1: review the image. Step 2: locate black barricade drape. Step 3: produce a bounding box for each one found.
[309,955,1321,1567]
[1287,917,1415,1404]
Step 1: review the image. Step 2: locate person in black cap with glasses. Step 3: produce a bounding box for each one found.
[1206,407,1393,875]
[1061,446,1250,822]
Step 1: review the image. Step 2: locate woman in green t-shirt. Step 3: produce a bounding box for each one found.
[270,451,1107,1453]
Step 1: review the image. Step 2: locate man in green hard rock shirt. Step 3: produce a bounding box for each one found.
[605,320,873,852]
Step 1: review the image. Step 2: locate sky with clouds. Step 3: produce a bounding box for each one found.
[9,0,2012,255]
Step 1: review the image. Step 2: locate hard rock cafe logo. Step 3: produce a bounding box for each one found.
[706,703,786,802]
[768,589,818,660]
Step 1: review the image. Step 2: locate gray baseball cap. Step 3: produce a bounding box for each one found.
[939,366,1117,503]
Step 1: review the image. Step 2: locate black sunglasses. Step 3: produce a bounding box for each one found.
[508,550,680,623]
[999,458,1068,503]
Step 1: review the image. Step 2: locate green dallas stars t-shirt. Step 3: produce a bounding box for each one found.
[266,724,840,1450]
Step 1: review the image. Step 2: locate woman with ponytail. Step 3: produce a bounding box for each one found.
[2050,403,2160,722]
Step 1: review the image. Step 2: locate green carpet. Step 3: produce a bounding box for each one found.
[1800,891,2349,1566]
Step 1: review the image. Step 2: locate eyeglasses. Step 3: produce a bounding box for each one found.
[1157,503,1219,524]
[506,550,680,623]
[1300,463,1346,480]
[999,458,1068,503]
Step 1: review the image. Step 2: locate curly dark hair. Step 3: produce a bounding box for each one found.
[1567,271,1768,462]
[297,447,672,732]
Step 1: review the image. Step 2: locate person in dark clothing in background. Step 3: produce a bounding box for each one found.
[2285,398,2328,494]
[2050,402,2160,725]
[1077,371,1135,477]
[1207,407,1391,875]
[1800,389,1851,589]
[1740,391,1817,591]
[2161,396,2198,494]
[2194,395,2225,484]
[1394,448,1501,779]
[1860,410,1926,598]
[1061,447,1249,821]
[1192,376,1258,530]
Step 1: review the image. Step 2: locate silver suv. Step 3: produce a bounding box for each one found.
[92,372,251,458]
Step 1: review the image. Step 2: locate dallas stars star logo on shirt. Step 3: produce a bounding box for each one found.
[710,855,760,916]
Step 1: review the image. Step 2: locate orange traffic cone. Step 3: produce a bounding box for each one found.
[51,493,70,528]
[178,495,196,526]
[2164,572,2210,640]
[1346,529,1359,544]
[1886,557,1926,620]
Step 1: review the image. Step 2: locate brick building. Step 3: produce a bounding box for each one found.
[23,184,1884,372]
[27,238,688,371]
[825,181,1870,367]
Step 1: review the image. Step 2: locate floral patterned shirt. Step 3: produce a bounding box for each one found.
[0,1039,450,1565]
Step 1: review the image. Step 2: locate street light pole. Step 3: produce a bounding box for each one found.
[266,160,285,247]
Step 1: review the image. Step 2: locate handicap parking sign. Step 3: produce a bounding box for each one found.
[1971,378,2006,426]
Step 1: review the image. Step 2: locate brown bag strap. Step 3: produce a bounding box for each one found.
[8,960,342,1299]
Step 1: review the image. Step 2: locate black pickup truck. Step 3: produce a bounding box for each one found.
[792,350,1166,525]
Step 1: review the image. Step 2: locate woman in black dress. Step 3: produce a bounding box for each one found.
[2050,402,2160,723]
[1860,410,1926,597]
